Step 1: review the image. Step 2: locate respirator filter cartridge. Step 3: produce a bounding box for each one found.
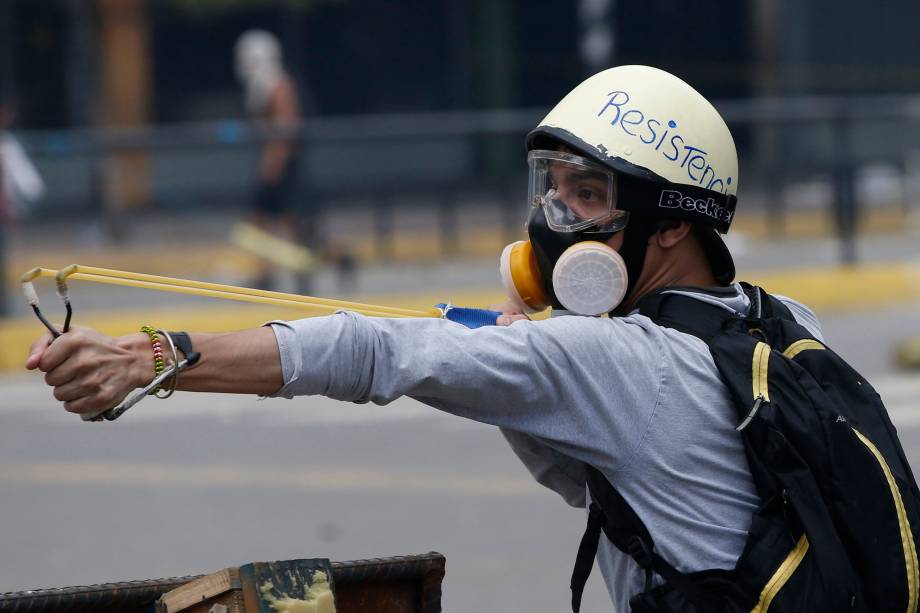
[551,241,628,316]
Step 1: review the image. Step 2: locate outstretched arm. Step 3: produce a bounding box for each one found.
[26,326,283,415]
[25,311,660,476]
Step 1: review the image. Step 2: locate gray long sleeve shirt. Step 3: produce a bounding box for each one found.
[268,284,823,612]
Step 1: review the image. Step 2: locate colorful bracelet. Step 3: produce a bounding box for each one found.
[155,329,180,399]
[141,325,166,394]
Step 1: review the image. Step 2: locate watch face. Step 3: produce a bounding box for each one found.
[169,332,193,357]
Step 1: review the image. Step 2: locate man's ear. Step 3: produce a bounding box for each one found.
[654,220,693,248]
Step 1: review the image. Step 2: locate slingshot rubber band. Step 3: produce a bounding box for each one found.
[23,265,442,320]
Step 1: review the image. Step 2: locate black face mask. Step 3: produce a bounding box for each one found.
[526,207,660,315]
[526,207,616,310]
[610,213,659,316]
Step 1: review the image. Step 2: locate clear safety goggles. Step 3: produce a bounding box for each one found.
[527,149,629,233]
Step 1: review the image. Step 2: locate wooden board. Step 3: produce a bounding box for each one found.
[158,567,241,612]
[158,559,335,613]
[0,552,444,613]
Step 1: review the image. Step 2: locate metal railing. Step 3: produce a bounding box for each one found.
[4,93,920,315]
[18,93,920,217]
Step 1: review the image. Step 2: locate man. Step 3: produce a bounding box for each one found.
[1,95,45,316]
[234,29,306,290]
[0,97,45,219]
[26,66,822,611]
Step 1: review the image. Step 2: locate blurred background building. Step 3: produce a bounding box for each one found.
[2,0,919,254]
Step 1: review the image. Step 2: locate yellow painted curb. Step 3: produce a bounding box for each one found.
[895,336,920,370]
[745,261,920,313]
[7,206,919,284]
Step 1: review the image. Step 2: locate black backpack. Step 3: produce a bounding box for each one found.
[570,284,920,612]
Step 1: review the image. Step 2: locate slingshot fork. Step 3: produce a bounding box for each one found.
[21,267,72,338]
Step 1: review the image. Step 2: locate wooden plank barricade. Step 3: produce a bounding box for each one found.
[0,552,445,613]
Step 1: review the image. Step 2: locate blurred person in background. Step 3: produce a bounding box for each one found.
[234,29,307,291]
[0,95,45,315]
[0,96,45,221]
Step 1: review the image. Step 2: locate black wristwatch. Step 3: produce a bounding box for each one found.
[169,331,194,360]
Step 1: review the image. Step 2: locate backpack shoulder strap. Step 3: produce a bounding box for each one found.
[637,289,735,342]
[571,465,708,612]
[638,285,795,344]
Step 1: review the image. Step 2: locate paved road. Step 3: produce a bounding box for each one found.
[0,380,616,612]
[2,369,920,613]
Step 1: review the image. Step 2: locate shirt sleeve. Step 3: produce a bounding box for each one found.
[500,428,588,508]
[268,312,663,472]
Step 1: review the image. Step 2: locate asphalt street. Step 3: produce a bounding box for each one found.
[0,382,617,612]
[2,365,920,613]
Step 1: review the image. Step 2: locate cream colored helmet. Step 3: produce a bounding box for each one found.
[526,65,739,282]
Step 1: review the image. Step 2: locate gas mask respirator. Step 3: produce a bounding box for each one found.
[500,150,631,316]
[500,209,628,316]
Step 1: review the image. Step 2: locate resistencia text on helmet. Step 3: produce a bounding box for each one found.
[596,90,733,195]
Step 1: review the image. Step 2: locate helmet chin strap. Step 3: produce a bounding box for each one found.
[611,214,659,317]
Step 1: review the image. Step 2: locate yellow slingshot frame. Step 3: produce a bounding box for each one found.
[21,264,442,338]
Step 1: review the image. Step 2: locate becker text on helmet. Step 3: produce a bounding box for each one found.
[658,189,733,224]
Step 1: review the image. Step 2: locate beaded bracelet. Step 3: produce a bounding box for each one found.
[155,329,180,399]
[140,325,166,395]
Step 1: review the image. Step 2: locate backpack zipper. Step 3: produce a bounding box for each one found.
[782,339,825,359]
[738,342,772,432]
[852,427,919,613]
[751,342,771,403]
[749,533,810,613]
[736,396,764,432]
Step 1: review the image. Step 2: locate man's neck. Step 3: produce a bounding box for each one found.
[620,249,719,313]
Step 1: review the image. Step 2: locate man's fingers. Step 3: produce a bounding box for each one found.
[489,300,525,316]
[45,370,76,389]
[62,396,95,414]
[25,331,55,370]
[37,330,83,373]
[497,313,530,326]
[53,378,93,403]
[63,387,119,415]
[43,345,96,385]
